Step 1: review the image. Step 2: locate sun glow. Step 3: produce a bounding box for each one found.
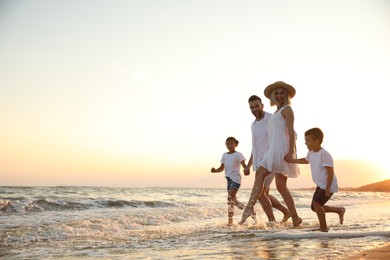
[1,1,389,187]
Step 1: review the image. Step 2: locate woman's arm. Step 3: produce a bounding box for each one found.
[282,106,296,160]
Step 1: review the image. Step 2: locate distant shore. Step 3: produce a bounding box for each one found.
[297,179,390,193]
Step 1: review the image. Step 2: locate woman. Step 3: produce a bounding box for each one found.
[239,81,302,226]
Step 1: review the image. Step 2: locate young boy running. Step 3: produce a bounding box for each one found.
[286,127,345,232]
[211,137,255,225]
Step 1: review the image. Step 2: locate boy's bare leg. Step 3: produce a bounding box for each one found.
[231,191,256,217]
[313,201,328,232]
[235,200,245,210]
[227,189,237,225]
[275,174,302,226]
[239,167,270,224]
[323,205,346,225]
[228,203,234,225]
[268,194,291,222]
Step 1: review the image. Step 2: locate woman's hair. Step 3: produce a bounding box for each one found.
[270,88,291,107]
[225,136,239,146]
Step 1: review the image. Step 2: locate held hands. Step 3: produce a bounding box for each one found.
[243,166,250,176]
[284,152,293,163]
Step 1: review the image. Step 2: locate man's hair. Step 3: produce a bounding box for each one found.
[248,95,262,103]
[305,127,324,143]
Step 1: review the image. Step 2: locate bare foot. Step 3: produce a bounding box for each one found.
[238,207,254,225]
[338,207,346,225]
[292,216,302,227]
[282,211,291,222]
[251,210,257,224]
[312,227,329,232]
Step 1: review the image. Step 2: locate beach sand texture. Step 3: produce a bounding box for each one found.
[348,244,390,259]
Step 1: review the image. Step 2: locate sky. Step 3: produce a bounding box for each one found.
[1,0,390,189]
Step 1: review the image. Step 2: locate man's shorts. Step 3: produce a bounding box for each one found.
[311,186,333,211]
[226,177,241,191]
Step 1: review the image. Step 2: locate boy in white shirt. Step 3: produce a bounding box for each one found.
[286,128,345,232]
[211,137,255,225]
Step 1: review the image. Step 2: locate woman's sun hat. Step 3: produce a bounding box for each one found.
[264,81,296,99]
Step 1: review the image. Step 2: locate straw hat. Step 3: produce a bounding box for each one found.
[264,81,296,99]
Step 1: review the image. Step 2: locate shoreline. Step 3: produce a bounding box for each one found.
[347,243,390,259]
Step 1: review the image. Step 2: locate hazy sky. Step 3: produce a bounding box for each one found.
[1,0,389,188]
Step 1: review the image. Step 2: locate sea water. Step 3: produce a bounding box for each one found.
[1,186,389,259]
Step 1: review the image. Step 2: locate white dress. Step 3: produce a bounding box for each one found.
[260,105,300,178]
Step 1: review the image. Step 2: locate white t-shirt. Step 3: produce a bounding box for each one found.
[251,112,275,188]
[251,112,272,171]
[221,151,245,184]
[306,148,338,193]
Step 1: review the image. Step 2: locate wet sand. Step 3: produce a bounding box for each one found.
[347,243,390,259]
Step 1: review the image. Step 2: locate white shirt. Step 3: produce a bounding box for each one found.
[306,148,338,193]
[221,151,245,184]
[251,112,272,171]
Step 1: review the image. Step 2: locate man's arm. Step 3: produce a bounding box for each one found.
[240,160,247,169]
[244,154,253,175]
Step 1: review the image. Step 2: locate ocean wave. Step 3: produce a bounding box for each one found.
[0,206,226,247]
[97,199,178,208]
[0,199,10,210]
[0,198,179,214]
[1,187,390,260]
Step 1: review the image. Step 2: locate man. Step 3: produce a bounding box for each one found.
[245,95,290,222]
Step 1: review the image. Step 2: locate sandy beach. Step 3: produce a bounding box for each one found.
[348,244,390,259]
